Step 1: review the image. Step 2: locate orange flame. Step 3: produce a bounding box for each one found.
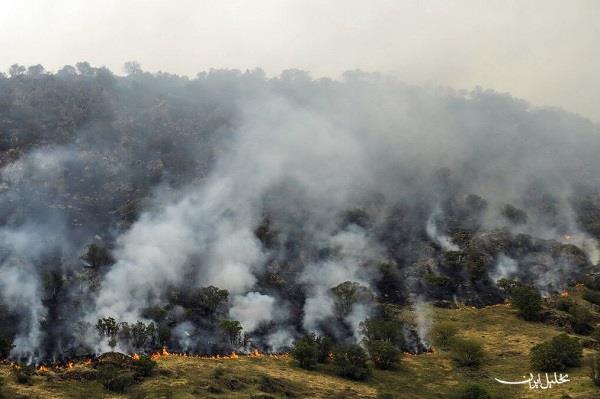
[230,351,238,359]
[37,365,49,372]
[161,347,169,356]
[564,235,572,241]
[249,349,262,358]
[132,353,140,361]
[66,361,74,369]
[560,291,569,297]
[83,358,92,365]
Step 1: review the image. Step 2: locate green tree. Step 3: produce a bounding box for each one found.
[510,285,542,321]
[96,317,120,351]
[568,304,593,334]
[218,320,243,347]
[530,334,582,371]
[367,340,400,370]
[291,334,319,370]
[332,344,371,380]
[359,317,404,347]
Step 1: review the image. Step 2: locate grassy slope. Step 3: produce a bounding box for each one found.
[1,302,598,399]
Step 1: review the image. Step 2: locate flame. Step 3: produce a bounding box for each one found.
[249,349,262,358]
[560,291,569,297]
[230,351,238,359]
[161,347,169,356]
[37,365,49,372]
[66,361,74,369]
[564,235,572,241]
[151,352,161,361]
[83,358,92,366]
[132,353,140,361]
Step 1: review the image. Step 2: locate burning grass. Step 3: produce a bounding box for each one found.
[0,305,598,398]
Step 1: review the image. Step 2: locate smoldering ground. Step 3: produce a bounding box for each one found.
[0,65,599,362]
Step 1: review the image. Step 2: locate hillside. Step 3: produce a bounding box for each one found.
[0,300,598,399]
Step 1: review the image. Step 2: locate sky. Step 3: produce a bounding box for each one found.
[1,0,598,122]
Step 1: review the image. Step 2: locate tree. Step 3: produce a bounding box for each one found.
[8,64,25,78]
[316,335,334,363]
[367,340,400,370]
[332,344,371,380]
[124,61,143,75]
[291,334,319,370]
[331,281,373,318]
[82,243,114,269]
[359,317,404,347]
[510,285,542,321]
[96,317,120,351]
[450,338,484,368]
[218,320,243,347]
[0,333,14,358]
[530,334,582,371]
[188,286,229,318]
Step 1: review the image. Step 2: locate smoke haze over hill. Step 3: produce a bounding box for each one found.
[0,65,599,362]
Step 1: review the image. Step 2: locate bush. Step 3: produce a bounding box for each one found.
[133,354,156,377]
[367,340,400,370]
[568,304,593,335]
[530,334,582,371]
[430,321,458,348]
[457,383,491,399]
[449,338,484,368]
[583,289,600,306]
[291,334,319,370]
[333,344,371,380]
[555,297,574,312]
[511,285,542,321]
[97,364,135,392]
[13,364,34,385]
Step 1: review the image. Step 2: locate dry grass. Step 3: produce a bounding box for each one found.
[0,300,598,398]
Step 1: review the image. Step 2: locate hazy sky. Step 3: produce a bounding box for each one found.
[1,0,598,121]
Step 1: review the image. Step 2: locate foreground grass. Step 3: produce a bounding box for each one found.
[0,304,598,398]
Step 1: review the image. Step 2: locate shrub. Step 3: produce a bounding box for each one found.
[511,285,542,321]
[555,297,574,312]
[430,321,458,348]
[132,354,156,377]
[13,364,34,385]
[333,344,371,380]
[568,304,593,335]
[291,334,319,370]
[457,383,491,399]
[530,334,582,371]
[97,363,135,392]
[449,338,484,368]
[367,340,400,370]
[583,289,600,306]
[212,366,225,379]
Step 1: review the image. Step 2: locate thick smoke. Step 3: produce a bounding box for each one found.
[0,65,599,361]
